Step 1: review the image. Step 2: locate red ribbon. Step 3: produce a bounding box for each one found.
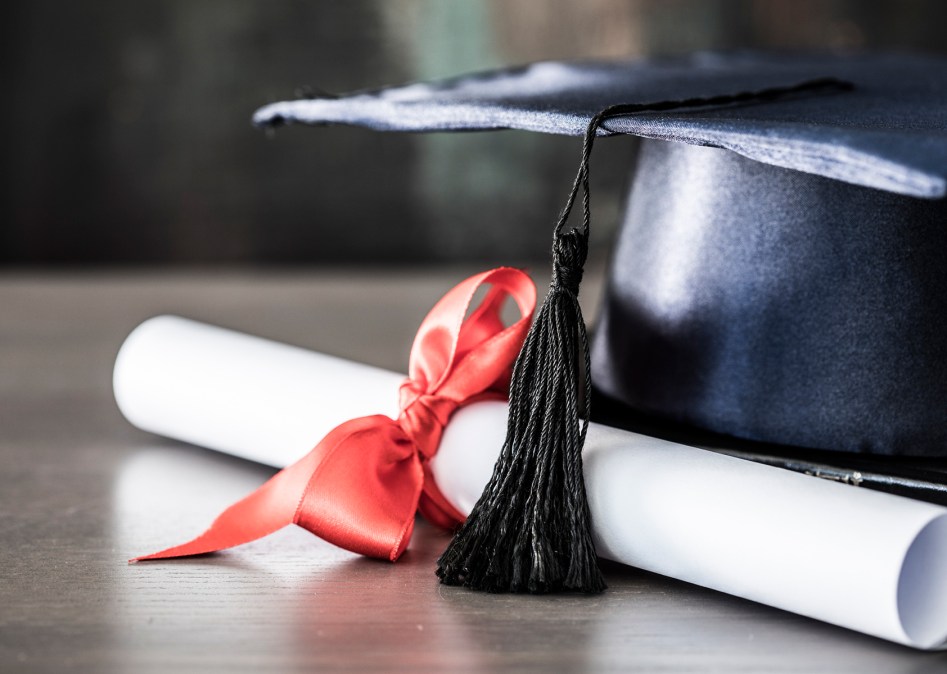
[134,267,536,563]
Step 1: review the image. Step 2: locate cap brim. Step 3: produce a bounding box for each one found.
[253,52,947,198]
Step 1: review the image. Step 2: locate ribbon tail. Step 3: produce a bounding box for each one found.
[131,447,322,562]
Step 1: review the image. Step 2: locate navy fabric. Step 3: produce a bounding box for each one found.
[593,139,947,457]
[253,52,947,456]
[254,52,947,198]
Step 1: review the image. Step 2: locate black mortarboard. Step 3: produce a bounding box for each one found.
[252,52,947,590]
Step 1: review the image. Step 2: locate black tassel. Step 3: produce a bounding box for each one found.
[435,223,600,593]
[436,102,606,594]
[436,77,854,595]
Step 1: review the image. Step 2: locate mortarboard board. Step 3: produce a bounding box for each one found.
[251,51,947,590]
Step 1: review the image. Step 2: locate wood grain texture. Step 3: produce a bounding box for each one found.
[2,268,946,673]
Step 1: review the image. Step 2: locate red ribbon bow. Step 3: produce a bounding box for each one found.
[134,268,536,563]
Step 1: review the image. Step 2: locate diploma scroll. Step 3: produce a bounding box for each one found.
[114,316,947,649]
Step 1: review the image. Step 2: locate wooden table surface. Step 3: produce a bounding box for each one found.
[2,268,945,673]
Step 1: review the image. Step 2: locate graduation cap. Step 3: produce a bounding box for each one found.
[253,52,947,592]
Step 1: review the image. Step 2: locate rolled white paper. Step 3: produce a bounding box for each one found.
[114,315,947,649]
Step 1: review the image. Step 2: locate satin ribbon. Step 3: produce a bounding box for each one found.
[134,267,536,563]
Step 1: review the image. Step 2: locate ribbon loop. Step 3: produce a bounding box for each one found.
[134,267,536,563]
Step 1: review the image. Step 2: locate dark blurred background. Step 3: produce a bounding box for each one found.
[3,0,946,266]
